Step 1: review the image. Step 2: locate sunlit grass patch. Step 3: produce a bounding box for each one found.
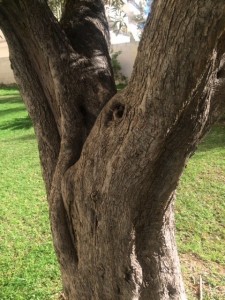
[176,125,225,299]
[0,88,61,300]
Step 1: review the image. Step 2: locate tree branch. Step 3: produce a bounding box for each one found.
[60,1,225,296]
[60,0,116,131]
[0,6,60,193]
[0,1,117,289]
[66,0,225,222]
[0,0,116,187]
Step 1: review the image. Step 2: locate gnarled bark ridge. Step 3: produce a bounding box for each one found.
[1,0,225,299]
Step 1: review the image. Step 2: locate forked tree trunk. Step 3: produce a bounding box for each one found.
[1,0,225,299]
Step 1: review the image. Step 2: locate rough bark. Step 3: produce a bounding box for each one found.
[1,0,225,299]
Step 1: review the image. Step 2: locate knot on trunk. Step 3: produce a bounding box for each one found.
[105,102,125,126]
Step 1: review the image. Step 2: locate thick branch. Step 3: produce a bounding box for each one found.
[60,0,116,131]
[0,0,116,176]
[60,1,225,298]
[0,1,116,291]
[67,0,225,227]
[0,8,60,192]
[130,0,225,135]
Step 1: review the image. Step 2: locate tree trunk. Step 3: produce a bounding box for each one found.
[1,0,225,299]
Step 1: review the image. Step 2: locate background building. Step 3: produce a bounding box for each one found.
[0,31,15,84]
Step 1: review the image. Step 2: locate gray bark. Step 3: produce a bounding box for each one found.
[1,0,225,299]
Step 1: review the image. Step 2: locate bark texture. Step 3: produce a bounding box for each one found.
[1,0,225,299]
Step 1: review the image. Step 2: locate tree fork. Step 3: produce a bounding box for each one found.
[0,0,116,296]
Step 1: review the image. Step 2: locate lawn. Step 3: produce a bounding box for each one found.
[0,87,224,299]
[0,88,61,300]
[176,124,225,299]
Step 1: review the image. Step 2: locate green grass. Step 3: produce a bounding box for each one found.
[177,125,225,262]
[176,126,225,299]
[0,87,224,299]
[0,88,61,300]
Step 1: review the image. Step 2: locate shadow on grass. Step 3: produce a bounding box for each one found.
[0,116,33,130]
[15,134,35,141]
[0,106,26,117]
[2,134,36,143]
[0,84,18,90]
[0,95,23,105]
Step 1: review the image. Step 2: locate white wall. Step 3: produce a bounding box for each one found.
[0,57,15,84]
[0,40,9,57]
[111,41,138,79]
[0,32,15,84]
[0,31,138,84]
